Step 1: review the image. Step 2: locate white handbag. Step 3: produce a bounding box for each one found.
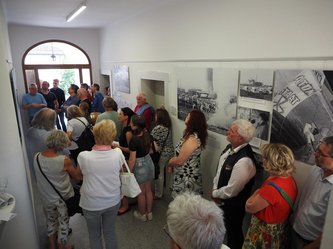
[120,158,141,198]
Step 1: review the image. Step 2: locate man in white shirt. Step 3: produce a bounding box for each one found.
[291,136,333,249]
[212,119,256,249]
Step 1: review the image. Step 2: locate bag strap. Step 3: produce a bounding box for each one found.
[268,181,295,212]
[74,117,88,129]
[36,153,66,202]
[120,153,131,173]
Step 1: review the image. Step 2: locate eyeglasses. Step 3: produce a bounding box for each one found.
[315,147,333,158]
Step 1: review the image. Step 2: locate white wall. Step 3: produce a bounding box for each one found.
[0,1,39,248]
[99,0,333,248]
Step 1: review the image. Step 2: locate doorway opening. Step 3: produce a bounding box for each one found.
[141,79,165,109]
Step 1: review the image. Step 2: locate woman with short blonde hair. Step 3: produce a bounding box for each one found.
[243,143,297,249]
[77,119,124,249]
[261,143,295,176]
[93,119,116,145]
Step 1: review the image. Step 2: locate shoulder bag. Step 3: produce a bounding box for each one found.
[120,156,141,198]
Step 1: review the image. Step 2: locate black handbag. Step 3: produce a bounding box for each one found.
[36,153,82,217]
[150,129,169,180]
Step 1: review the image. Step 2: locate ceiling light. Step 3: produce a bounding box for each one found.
[66,1,87,22]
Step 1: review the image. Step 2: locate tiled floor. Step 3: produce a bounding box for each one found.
[68,196,172,249]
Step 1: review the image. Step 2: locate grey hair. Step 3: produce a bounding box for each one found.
[321,136,333,156]
[31,108,56,131]
[137,92,147,101]
[46,130,70,151]
[67,105,83,119]
[167,192,226,249]
[102,96,118,111]
[232,119,256,143]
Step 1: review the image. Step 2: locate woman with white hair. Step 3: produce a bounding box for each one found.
[166,192,229,249]
[33,130,82,249]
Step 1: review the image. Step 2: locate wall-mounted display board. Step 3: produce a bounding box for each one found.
[176,66,333,164]
[176,67,239,135]
[271,70,333,164]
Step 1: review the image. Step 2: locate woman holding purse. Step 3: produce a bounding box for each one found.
[77,119,124,249]
[242,143,297,249]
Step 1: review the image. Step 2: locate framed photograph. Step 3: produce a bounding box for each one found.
[113,65,130,93]
[176,67,239,135]
[237,106,271,147]
[271,69,333,164]
[239,69,274,101]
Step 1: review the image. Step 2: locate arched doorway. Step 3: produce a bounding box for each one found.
[22,39,92,94]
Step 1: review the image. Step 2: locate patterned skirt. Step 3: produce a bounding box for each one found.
[242,216,290,249]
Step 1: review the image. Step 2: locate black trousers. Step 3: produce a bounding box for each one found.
[222,203,246,249]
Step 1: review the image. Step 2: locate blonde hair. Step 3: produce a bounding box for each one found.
[93,119,117,145]
[261,143,295,176]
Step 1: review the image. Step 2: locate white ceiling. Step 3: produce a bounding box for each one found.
[2,0,173,28]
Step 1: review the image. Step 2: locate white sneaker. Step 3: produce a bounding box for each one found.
[147,212,153,221]
[133,210,147,222]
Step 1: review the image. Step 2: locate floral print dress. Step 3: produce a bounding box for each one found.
[171,133,203,198]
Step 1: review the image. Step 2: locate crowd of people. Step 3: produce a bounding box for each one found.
[23,80,333,249]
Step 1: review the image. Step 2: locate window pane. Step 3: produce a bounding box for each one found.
[82,68,91,84]
[25,42,89,65]
[25,69,36,86]
[38,69,80,99]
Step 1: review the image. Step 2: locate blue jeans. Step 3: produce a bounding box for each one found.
[83,202,120,249]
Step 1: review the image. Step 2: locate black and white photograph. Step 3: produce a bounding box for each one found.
[176,67,239,135]
[239,69,274,101]
[113,65,130,93]
[237,106,270,142]
[271,70,333,164]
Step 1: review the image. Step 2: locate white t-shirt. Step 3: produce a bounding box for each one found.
[78,147,124,211]
[67,117,89,150]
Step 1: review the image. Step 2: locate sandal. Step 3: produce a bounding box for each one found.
[117,206,131,215]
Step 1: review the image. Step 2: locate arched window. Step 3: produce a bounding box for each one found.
[22,40,92,93]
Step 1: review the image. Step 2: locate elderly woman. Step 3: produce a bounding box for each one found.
[33,130,82,249]
[151,108,175,199]
[128,115,155,221]
[95,96,122,139]
[166,192,228,249]
[167,110,208,198]
[66,105,91,165]
[242,143,297,249]
[77,120,123,249]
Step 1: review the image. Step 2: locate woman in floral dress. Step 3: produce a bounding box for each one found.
[242,143,297,249]
[167,109,208,198]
